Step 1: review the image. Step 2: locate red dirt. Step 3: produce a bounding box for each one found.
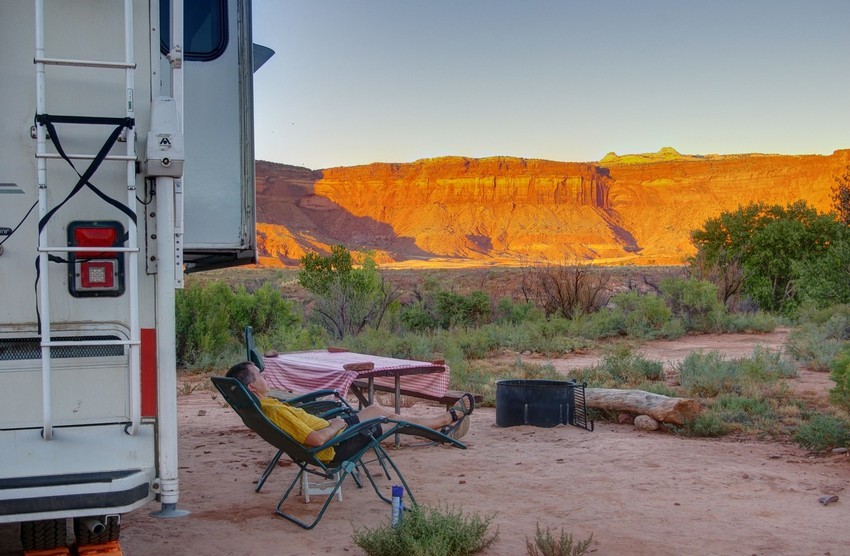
[121,331,850,555]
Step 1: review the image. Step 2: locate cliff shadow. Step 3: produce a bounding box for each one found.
[255,163,434,261]
[598,208,642,253]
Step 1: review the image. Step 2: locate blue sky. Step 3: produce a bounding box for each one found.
[252,0,850,170]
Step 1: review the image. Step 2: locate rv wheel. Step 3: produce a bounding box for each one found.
[74,515,121,546]
[20,519,67,551]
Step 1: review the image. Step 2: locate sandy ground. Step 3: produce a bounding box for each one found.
[121,330,850,556]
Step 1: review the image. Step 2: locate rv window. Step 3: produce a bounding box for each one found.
[160,0,228,61]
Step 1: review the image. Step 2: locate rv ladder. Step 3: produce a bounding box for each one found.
[33,0,141,440]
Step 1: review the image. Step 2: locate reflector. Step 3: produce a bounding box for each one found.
[67,221,125,297]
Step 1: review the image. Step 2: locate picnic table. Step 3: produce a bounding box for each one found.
[261,349,451,415]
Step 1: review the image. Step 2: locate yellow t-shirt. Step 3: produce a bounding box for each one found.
[260,397,336,462]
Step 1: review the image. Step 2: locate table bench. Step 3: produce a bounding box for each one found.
[350,379,483,410]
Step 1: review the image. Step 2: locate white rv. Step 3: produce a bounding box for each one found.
[0,1,264,551]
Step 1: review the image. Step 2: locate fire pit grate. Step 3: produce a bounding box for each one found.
[495,379,594,431]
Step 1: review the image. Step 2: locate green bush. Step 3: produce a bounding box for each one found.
[526,524,593,556]
[660,277,725,332]
[495,297,542,325]
[594,344,664,385]
[794,413,850,452]
[711,394,775,430]
[435,290,492,328]
[829,346,850,411]
[608,291,675,339]
[399,302,440,332]
[719,311,777,333]
[352,504,498,556]
[671,412,730,437]
[677,351,741,397]
[175,281,300,368]
[786,312,850,372]
[737,345,797,380]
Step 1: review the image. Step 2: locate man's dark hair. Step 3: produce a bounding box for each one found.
[226,361,256,386]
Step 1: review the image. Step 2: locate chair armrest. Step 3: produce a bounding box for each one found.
[309,417,391,453]
[282,389,339,405]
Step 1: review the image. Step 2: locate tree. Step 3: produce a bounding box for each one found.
[298,245,399,338]
[690,201,845,313]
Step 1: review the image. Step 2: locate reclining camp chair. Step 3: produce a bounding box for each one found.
[211,376,466,529]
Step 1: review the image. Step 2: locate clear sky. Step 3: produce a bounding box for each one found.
[251,0,850,170]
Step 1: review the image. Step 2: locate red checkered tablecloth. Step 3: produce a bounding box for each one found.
[261,350,449,399]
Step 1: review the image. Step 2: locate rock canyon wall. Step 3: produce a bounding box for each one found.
[255,149,850,268]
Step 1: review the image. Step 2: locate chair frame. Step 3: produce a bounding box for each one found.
[211,375,466,529]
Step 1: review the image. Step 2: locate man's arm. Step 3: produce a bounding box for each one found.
[304,417,347,447]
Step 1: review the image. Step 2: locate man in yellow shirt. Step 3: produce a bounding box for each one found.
[226,361,473,463]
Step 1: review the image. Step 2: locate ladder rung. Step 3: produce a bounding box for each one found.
[39,246,139,253]
[42,340,140,347]
[34,57,136,70]
[36,153,136,161]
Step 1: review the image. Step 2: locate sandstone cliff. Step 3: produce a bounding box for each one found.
[255,149,850,268]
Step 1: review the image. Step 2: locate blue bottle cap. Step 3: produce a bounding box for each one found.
[392,485,403,497]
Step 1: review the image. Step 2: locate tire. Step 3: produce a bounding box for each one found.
[20,519,67,552]
[73,515,120,547]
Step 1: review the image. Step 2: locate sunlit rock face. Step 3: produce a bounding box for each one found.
[255,149,850,268]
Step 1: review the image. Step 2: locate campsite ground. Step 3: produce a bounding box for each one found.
[122,329,850,555]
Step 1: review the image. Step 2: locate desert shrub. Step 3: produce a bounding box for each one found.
[175,281,300,367]
[607,291,677,339]
[451,359,565,407]
[829,346,850,411]
[571,310,623,340]
[677,347,795,398]
[786,311,850,372]
[352,504,498,556]
[719,311,778,333]
[526,524,593,556]
[794,413,850,452]
[594,344,664,386]
[671,412,730,437]
[738,345,797,380]
[399,302,439,332]
[520,261,611,318]
[495,297,543,325]
[635,381,680,397]
[435,290,492,328]
[660,277,725,332]
[676,351,741,397]
[711,394,776,431]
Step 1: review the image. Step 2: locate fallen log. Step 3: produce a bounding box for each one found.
[584,388,700,425]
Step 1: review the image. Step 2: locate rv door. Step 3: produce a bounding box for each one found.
[158,0,258,271]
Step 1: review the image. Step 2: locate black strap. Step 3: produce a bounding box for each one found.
[35,114,137,234]
[33,114,136,331]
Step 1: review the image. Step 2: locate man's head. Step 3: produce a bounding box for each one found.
[226,361,269,398]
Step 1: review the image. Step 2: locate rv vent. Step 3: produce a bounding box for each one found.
[0,336,124,360]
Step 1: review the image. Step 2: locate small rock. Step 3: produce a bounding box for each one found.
[618,413,634,425]
[459,479,466,484]
[634,415,659,431]
[742,473,750,479]
[832,447,848,454]
[197,409,206,417]
[819,495,839,506]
